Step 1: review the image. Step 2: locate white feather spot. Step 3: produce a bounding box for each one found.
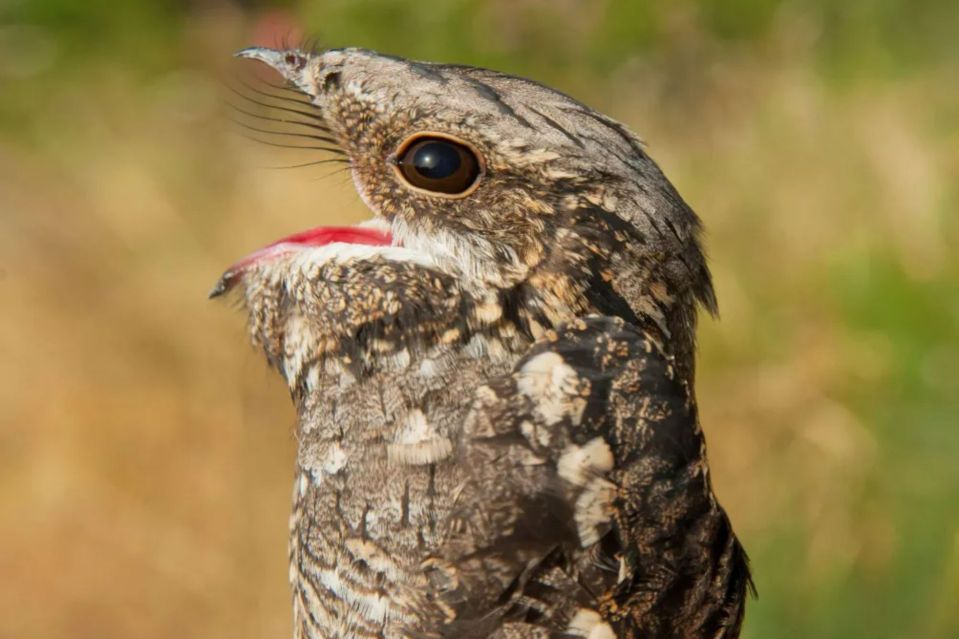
[464,334,490,358]
[322,443,348,475]
[418,357,441,378]
[516,351,581,425]
[305,443,348,485]
[567,608,615,639]
[388,409,452,465]
[388,348,411,369]
[519,419,551,448]
[296,472,309,497]
[575,478,616,547]
[305,364,321,392]
[557,437,614,486]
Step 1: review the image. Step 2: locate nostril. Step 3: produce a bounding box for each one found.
[284,53,306,69]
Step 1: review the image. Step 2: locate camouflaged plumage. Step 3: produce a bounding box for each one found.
[216,46,751,639]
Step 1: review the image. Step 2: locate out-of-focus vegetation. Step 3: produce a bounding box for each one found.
[1,1,957,637]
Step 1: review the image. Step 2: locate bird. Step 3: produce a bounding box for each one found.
[214,45,752,639]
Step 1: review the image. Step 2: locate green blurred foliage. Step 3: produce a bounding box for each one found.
[1,1,957,639]
[4,0,959,80]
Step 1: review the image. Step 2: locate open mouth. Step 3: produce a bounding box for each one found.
[209,223,393,299]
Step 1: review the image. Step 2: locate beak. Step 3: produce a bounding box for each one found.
[234,46,310,82]
[235,46,286,66]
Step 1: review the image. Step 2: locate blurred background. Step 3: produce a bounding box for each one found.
[1,0,957,637]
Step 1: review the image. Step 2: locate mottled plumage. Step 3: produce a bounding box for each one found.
[215,46,751,638]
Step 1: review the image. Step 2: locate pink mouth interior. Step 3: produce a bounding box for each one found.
[233,225,394,270]
[269,226,393,249]
[210,225,394,298]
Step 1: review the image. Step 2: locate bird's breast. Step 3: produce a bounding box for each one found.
[288,341,521,637]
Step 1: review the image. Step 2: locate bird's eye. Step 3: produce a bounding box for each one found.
[395,136,481,196]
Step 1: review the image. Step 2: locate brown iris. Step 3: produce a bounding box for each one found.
[395,135,481,195]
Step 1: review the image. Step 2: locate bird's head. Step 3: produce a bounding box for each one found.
[216,46,716,381]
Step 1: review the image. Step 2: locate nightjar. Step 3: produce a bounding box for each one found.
[214,46,752,639]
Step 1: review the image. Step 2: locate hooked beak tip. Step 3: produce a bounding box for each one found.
[233,46,290,73]
[234,46,273,60]
[208,271,237,300]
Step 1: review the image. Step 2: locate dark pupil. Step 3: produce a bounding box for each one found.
[411,142,462,179]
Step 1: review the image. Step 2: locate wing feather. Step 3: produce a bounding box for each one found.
[447,316,751,638]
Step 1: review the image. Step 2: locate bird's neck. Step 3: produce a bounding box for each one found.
[516,234,702,388]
